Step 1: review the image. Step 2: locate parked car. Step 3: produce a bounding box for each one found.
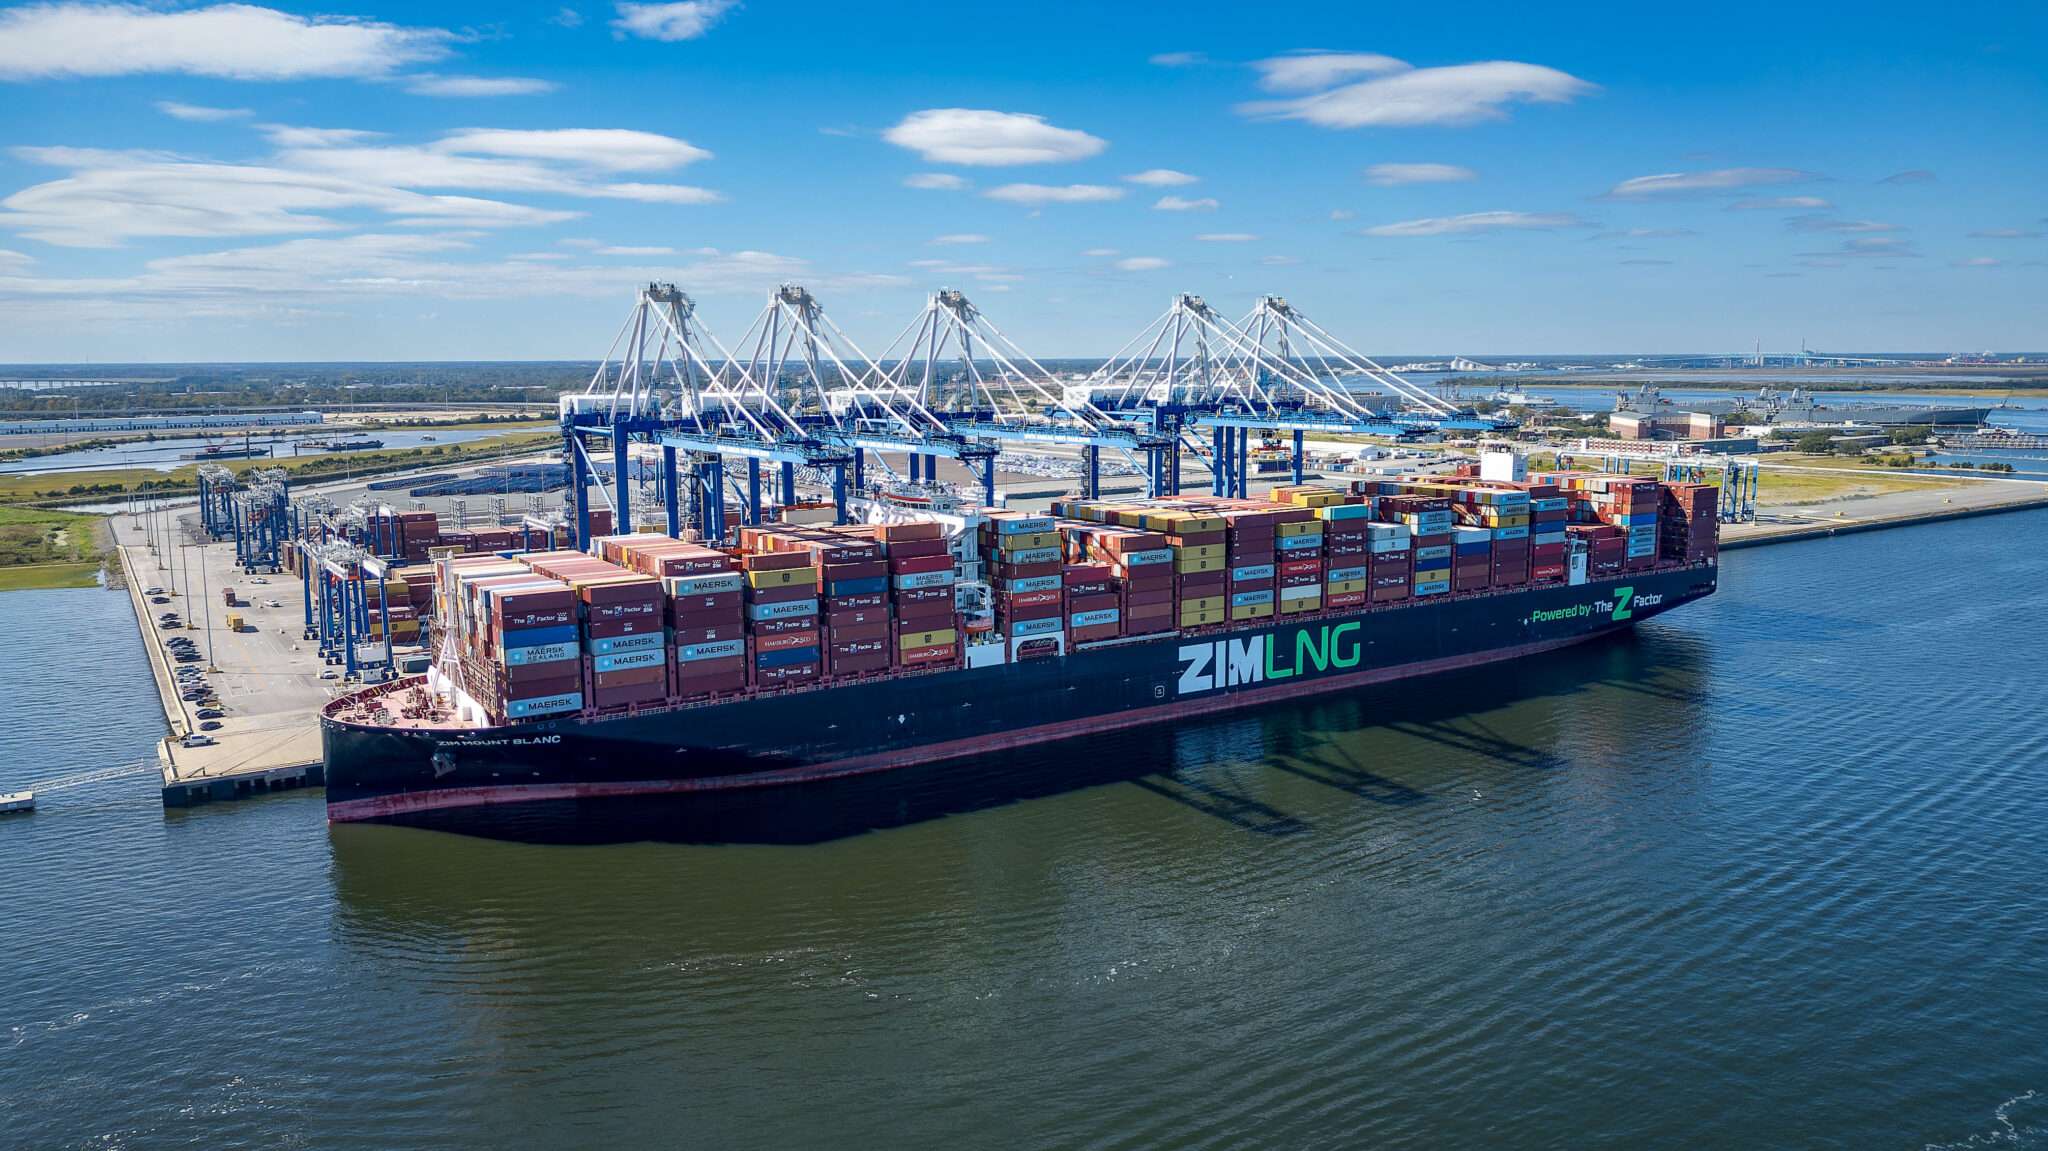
[196,708,224,719]
[150,596,170,604]
[180,734,216,748]
[174,653,201,663]
[199,721,222,731]
[143,586,162,595]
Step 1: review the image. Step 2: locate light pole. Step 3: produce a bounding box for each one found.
[185,543,216,670]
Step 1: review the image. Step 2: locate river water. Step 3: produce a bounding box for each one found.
[2,511,2045,1149]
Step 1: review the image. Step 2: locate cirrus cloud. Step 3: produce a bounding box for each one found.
[983,183,1123,205]
[1364,162,1475,186]
[884,109,1106,166]
[903,172,969,191]
[1605,168,1819,198]
[1363,210,1585,237]
[1115,256,1169,271]
[1124,169,1198,186]
[1240,55,1593,129]
[404,74,558,97]
[1153,195,1218,212]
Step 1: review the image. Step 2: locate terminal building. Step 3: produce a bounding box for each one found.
[0,411,325,436]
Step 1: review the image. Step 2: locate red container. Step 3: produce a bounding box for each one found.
[900,643,956,664]
[1327,590,1367,608]
[1065,591,1118,614]
[895,586,953,608]
[755,629,820,653]
[825,591,887,611]
[883,537,949,559]
[752,614,818,635]
[1005,588,1062,610]
[586,615,664,639]
[825,606,892,628]
[828,650,891,676]
[672,621,744,644]
[593,665,666,690]
[1070,622,1120,643]
[1279,557,1323,577]
[755,662,821,686]
[746,583,815,606]
[743,551,811,572]
[889,553,953,576]
[821,559,888,581]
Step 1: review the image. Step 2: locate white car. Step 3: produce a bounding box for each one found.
[250,576,268,584]
[319,670,339,680]
[181,734,216,748]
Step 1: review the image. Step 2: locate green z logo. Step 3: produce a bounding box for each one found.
[1612,586,1635,621]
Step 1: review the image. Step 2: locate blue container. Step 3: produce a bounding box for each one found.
[505,692,582,719]
[1326,565,1368,582]
[1415,544,1453,562]
[594,649,665,674]
[1004,575,1062,594]
[1231,563,1275,582]
[1230,589,1275,608]
[746,599,819,621]
[996,516,1055,535]
[678,639,745,663]
[1070,608,1120,628]
[502,623,576,650]
[824,576,887,596]
[586,632,664,657]
[1011,616,1063,638]
[754,645,820,669]
[503,641,577,667]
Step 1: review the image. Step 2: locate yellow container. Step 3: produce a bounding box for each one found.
[1172,543,1225,560]
[1277,520,1324,538]
[1325,578,1367,594]
[998,531,1060,551]
[1230,602,1275,621]
[1178,608,1226,627]
[1291,491,1342,508]
[899,628,957,649]
[1174,555,1225,575]
[1279,596,1322,614]
[1180,595,1225,614]
[746,566,817,589]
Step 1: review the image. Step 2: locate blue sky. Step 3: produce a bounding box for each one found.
[0,0,2043,362]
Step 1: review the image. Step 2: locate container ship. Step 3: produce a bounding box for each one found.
[321,471,1719,829]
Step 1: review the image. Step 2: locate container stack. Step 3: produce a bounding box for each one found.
[1569,523,1626,576]
[875,523,960,672]
[982,511,1064,655]
[1160,510,1228,629]
[1222,508,1276,624]
[1529,487,1569,583]
[1274,511,1324,616]
[517,549,669,710]
[1066,523,1174,637]
[1450,526,1493,592]
[1318,501,1373,609]
[463,567,582,722]
[740,547,822,689]
[1366,522,1413,602]
[398,510,440,561]
[1658,483,1719,563]
[1391,496,1454,597]
[1063,561,1121,642]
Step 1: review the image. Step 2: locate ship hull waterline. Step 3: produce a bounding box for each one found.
[324,565,1716,827]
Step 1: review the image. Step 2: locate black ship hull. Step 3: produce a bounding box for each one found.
[324,565,1716,832]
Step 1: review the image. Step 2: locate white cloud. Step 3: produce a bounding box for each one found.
[1149,51,1206,67]
[594,245,675,255]
[435,128,709,171]
[1966,228,2040,239]
[1082,247,1118,257]
[554,8,586,28]
[1589,227,1696,240]
[610,0,736,41]
[1259,254,1300,265]
[1329,209,1355,220]
[1195,233,1258,242]
[0,249,34,269]
[404,74,558,97]
[1605,168,1818,198]
[595,182,720,203]
[1363,210,1584,237]
[260,125,382,147]
[984,183,1123,205]
[0,125,721,248]
[1727,195,1831,211]
[156,100,250,122]
[1240,56,1592,128]
[1125,168,1198,186]
[1364,162,1475,186]
[1154,195,1219,212]
[930,233,989,245]
[903,172,969,191]
[884,109,1106,166]
[1115,256,1169,271]
[1785,215,1897,234]
[1253,52,1408,92]
[0,3,450,81]
[0,151,579,247]
[1952,256,2000,267]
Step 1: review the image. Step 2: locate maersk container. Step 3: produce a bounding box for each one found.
[505,692,582,719]
[678,639,747,663]
[504,641,578,667]
[594,649,665,674]
[587,632,664,656]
